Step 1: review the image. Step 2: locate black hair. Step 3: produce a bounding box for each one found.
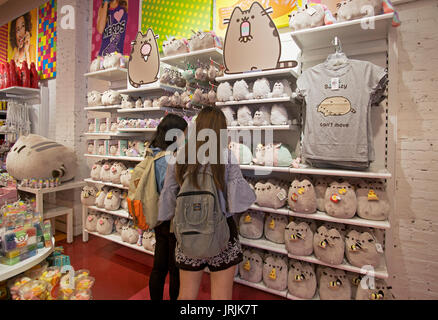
[9,13,32,50]
[150,113,187,150]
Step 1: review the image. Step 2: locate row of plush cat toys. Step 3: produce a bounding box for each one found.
[161,30,223,57]
[248,176,389,221]
[85,211,156,251]
[238,245,393,300]
[288,0,400,31]
[217,78,294,102]
[223,104,297,127]
[89,52,129,73]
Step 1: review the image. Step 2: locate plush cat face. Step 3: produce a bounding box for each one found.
[217,82,233,102]
[102,90,121,106]
[288,260,317,299]
[104,188,122,211]
[91,161,103,180]
[314,177,331,212]
[264,213,288,244]
[96,214,114,235]
[252,78,271,99]
[288,4,325,31]
[285,220,315,256]
[237,106,253,126]
[319,267,351,300]
[128,29,160,87]
[81,186,98,206]
[356,179,390,221]
[239,248,264,283]
[313,225,345,265]
[324,180,357,219]
[110,162,127,184]
[253,106,271,126]
[263,254,288,291]
[239,211,265,239]
[272,82,284,95]
[288,178,317,214]
[223,2,281,74]
[87,91,102,106]
[115,217,129,234]
[121,225,139,244]
[355,279,393,300]
[345,229,382,268]
[85,212,100,232]
[142,230,156,251]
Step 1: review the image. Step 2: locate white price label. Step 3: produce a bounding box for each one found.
[376,243,384,253]
[307,7,317,16]
[277,190,287,201]
[331,77,340,90]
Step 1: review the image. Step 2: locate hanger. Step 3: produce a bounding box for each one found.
[326,36,348,69]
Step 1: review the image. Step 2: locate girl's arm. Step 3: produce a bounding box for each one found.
[96,1,109,34]
[158,163,179,221]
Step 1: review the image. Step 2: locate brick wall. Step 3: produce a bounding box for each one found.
[387,0,438,299]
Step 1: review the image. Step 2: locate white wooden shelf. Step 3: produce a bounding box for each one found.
[287,253,389,279]
[84,67,127,82]
[84,132,143,139]
[216,96,293,106]
[0,238,54,281]
[239,236,288,255]
[250,204,390,230]
[216,68,298,82]
[119,83,183,96]
[161,47,223,69]
[118,128,157,132]
[233,277,288,299]
[84,154,143,162]
[84,105,121,111]
[84,178,128,190]
[87,205,131,220]
[228,124,298,131]
[239,165,291,174]
[17,180,85,195]
[117,106,193,114]
[290,13,394,52]
[0,86,40,97]
[85,231,154,256]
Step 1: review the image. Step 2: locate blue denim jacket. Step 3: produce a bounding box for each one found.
[151,147,168,194]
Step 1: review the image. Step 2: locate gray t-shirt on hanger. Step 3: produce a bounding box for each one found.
[297,59,386,163]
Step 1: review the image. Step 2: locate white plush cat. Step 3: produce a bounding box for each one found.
[222,106,238,126]
[270,104,289,125]
[237,106,253,126]
[217,82,234,102]
[233,80,253,101]
[87,91,102,107]
[271,80,292,98]
[253,78,271,99]
[253,106,271,126]
[102,90,122,106]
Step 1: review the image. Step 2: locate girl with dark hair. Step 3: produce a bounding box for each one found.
[148,113,187,301]
[97,0,129,56]
[9,12,35,68]
[159,107,256,300]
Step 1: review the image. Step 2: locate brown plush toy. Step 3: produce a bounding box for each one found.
[239,210,265,240]
[288,260,317,299]
[284,218,317,256]
[288,177,317,214]
[355,279,394,300]
[263,254,288,291]
[239,247,264,283]
[264,213,288,244]
[324,180,357,219]
[345,227,383,268]
[313,224,345,265]
[318,267,351,300]
[356,179,390,221]
[81,186,98,206]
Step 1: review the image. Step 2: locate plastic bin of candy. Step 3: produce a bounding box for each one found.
[0,226,40,265]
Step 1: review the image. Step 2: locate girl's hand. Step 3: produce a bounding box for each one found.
[24,32,31,53]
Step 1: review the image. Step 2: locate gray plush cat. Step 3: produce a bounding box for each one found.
[104,188,122,211]
[355,279,394,300]
[239,210,265,239]
[288,260,317,299]
[95,186,110,208]
[324,180,357,219]
[314,176,331,212]
[318,267,351,300]
[115,217,129,235]
[96,214,114,235]
[239,248,264,283]
[345,228,383,268]
[284,218,317,256]
[263,254,288,291]
[356,179,390,221]
[85,211,100,232]
[121,224,139,244]
[264,213,288,244]
[313,224,345,265]
[81,186,98,206]
[288,177,317,214]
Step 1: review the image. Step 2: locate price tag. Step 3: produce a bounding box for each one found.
[306,6,317,16]
[331,77,340,91]
[199,32,206,40]
[375,243,384,253]
[277,190,287,201]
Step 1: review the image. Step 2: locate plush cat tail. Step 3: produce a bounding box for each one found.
[322,5,336,25]
[277,60,298,69]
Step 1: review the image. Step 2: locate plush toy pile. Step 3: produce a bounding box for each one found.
[89,52,128,73]
[228,143,298,167]
[223,104,297,127]
[161,30,223,57]
[87,140,145,158]
[217,79,293,102]
[87,90,122,107]
[288,3,336,31]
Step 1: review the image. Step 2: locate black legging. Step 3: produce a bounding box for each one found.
[149,220,180,300]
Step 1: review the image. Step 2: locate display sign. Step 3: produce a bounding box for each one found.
[38,0,57,79]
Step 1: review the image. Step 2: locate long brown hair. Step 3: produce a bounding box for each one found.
[175,107,227,191]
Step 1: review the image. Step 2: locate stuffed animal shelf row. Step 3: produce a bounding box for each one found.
[250,176,390,221]
[81,184,127,212]
[89,52,128,73]
[229,143,298,167]
[217,79,293,102]
[237,246,393,300]
[88,140,144,157]
[161,30,223,57]
[88,90,121,107]
[159,68,187,88]
[85,212,156,251]
[222,104,296,127]
[90,160,133,186]
[118,118,161,130]
[88,118,119,133]
[238,211,385,268]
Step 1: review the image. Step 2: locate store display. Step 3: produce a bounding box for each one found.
[239,247,264,283]
[287,260,317,299]
[288,177,317,214]
[270,104,290,125]
[253,106,271,126]
[222,1,297,74]
[239,210,265,240]
[355,278,394,300]
[313,224,345,265]
[95,186,110,208]
[85,211,100,233]
[264,213,288,244]
[128,29,160,87]
[217,82,234,102]
[262,253,288,291]
[142,230,156,252]
[101,90,122,106]
[356,179,390,221]
[314,177,332,212]
[288,3,335,31]
[110,162,127,184]
[318,267,351,300]
[121,224,139,244]
[345,227,383,268]
[284,218,317,256]
[96,214,114,236]
[254,180,288,209]
[324,180,357,219]
[80,186,98,206]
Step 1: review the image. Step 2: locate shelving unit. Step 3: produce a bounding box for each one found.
[117,128,157,133]
[216,96,294,107]
[84,132,143,139]
[0,86,40,98]
[85,231,154,256]
[119,83,184,96]
[84,105,121,112]
[83,178,128,190]
[161,47,224,69]
[87,206,131,220]
[216,68,298,82]
[84,154,143,162]
[228,124,299,131]
[84,67,128,82]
